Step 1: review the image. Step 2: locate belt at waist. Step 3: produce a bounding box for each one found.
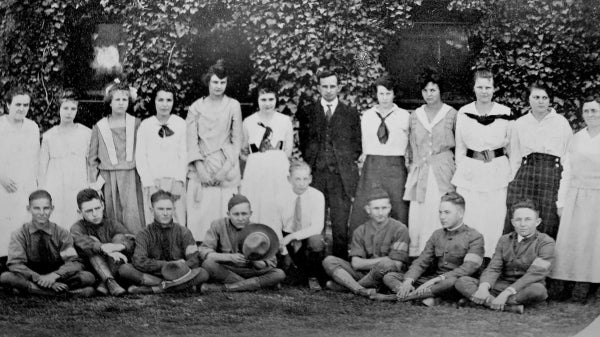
[250,141,283,153]
[466,148,506,163]
[522,152,560,165]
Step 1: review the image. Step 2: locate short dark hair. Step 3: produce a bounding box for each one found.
[373,75,397,93]
[317,70,338,83]
[440,191,465,209]
[511,199,540,217]
[149,82,176,115]
[289,159,312,175]
[76,188,102,209]
[417,67,445,94]
[202,59,229,86]
[583,95,600,105]
[5,86,31,105]
[257,78,278,97]
[528,81,552,101]
[150,190,174,205]
[29,190,52,205]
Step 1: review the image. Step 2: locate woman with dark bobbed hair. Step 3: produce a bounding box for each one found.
[404,69,458,257]
[240,78,293,238]
[348,75,410,236]
[505,82,572,239]
[186,60,243,242]
[88,81,144,234]
[136,82,187,227]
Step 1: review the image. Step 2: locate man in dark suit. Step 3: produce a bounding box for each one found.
[297,70,361,260]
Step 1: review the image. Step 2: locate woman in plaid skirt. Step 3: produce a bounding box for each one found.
[504,83,572,239]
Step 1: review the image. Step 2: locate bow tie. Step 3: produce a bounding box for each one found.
[158,124,174,138]
[463,113,516,125]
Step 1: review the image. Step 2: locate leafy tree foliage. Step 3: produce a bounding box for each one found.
[449,0,600,128]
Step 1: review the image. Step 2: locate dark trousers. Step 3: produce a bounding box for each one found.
[284,234,326,284]
[118,263,208,292]
[383,272,460,299]
[201,258,285,288]
[0,270,95,293]
[312,168,352,260]
[455,276,548,305]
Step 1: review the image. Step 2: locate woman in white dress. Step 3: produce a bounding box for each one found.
[452,68,513,258]
[39,90,91,227]
[404,70,458,257]
[186,61,243,242]
[0,88,39,260]
[551,97,600,301]
[136,83,187,226]
[241,79,293,231]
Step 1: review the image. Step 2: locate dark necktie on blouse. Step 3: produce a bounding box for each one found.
[258,122,273,152]
[463,113,516,125]
[158,124,174,138]
[375,112,390,144]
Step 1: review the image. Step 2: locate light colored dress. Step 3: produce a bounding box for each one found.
[452,102,512,257]
[551,128,600,282]
[88,114,144,234]
[0,115,39,256]
[136,115,187,227]
[241,112,293,231]
[186,96,242,242]
[404,104,457,256]
[39,124,91,227]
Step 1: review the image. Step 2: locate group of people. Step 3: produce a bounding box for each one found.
[1,61,599,315]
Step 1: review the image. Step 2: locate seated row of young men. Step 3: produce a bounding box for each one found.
[0,161,555,315]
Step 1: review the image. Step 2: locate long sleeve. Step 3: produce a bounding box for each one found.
[230,102,243,159]
[54,230,84,278]
[509,238,555,292]
[186,101,203,164]
[296,106,309,157]
[70,223,103,257]
[134,121,153,187]
[132,231,167,273]
[556,129,573,208]
[508,122,522,181]
[198,223,219,260]
[443,232,485,279]
[349,106,362,160]
[182,228,200,269]
[87,125,101,183]
[38,133,50,188]
[454,113,467,166]
[289,190,325,241]
[7,231,41,282]
[479,237,506,287]
[283,116,294,158]
[177,119,188,182]
[404,234,436,280]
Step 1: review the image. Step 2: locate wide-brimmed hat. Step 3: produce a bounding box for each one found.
[160,260,199,289]
[236,224,279,261]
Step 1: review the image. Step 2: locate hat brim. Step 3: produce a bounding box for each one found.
[235,223,280,261]
[162,268,200,290]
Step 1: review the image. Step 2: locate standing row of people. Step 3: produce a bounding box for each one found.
[1,62,599,303]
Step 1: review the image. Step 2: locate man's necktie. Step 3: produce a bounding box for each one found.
[293,195,302,233]
[258,122,273,152]
[36,232,55,274]
[160,227,174,261]
[158,124,174,138]
[325,104,333,121]
[376,112,390,144]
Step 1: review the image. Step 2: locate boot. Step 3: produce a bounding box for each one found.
[69,286,96,298]
[128,285,162,295]
[141,273,163,286]
[370,293,398,302]
[399,288,434,302]
[96,281,109,296]
[106,278,126,297]
[28,282,59,296]
[200,283,225,293]
[225,277,261,292]
[325,280,350,292]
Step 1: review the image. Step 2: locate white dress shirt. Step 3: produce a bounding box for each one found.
[361,104,410,156]
[135,115,187,187]
[320,97,339,117]
[279,186,325,242]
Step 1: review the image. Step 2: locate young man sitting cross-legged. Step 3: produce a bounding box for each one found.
[0,190,95,297]
[322,188,409,297]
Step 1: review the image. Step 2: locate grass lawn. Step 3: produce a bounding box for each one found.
[1,287,598,337]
